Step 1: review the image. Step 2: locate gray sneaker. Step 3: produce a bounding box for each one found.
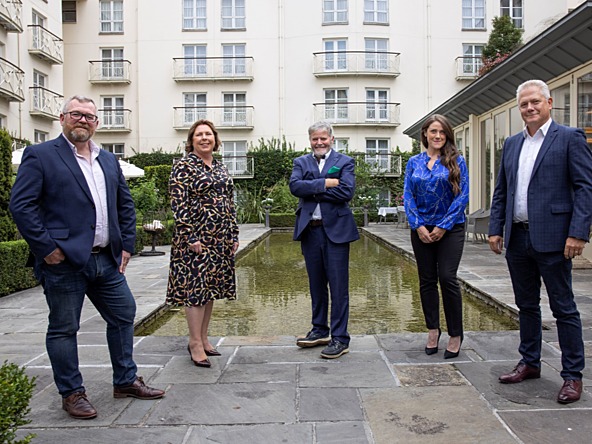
[296,331,331,348]
[320,340,349,359]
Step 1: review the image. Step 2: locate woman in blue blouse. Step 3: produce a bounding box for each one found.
[404,114,469,359]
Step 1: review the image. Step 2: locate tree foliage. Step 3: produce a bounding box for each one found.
[481,15,523,75]
[0,129,17,242]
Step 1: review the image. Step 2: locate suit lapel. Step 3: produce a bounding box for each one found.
[54,135,94,203]
[320,151,339,176]
[530,122,557,179]
[508,135,525,190]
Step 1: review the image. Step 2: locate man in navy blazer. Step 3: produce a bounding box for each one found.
[489,80,592,404]
[10,95,164,419]
[290,121,359,359]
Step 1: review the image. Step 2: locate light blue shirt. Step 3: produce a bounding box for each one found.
[403,151,469,230]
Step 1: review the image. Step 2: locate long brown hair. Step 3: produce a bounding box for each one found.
[185,119,221,153]
[420,114,461,195]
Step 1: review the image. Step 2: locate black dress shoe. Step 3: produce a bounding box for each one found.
[557,379,582,404]
[188,345,212,367]
[425,328,442,355]
[296,331,331,348]
[499,362,541,383]
[205,348,221,356]
[444,334,463,359]
[113,376,165,399]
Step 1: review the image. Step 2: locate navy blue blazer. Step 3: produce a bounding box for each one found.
[289,151,359,244]
[9,134,136,270]
[489,121,592,252]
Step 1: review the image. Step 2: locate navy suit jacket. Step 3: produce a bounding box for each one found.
[489,121,592,252]
[9,134,136,270]
[289,151,359,244]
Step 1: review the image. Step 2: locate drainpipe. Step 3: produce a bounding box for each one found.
[425,0,432,111]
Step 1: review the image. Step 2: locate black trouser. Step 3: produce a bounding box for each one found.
[410,224,465,337]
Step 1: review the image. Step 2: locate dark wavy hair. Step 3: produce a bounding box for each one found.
[185,119,221,153]
[420,114,461,195]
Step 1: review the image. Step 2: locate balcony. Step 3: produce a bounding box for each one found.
[89,60,132,84]
[28,87,63,120]
[361,153,402,177]
[455,56,482,80]
[96,109,132,132]
[0,57,24,102]
[28,25,63,64]
[173,57,254,82]
[173,106,254,130]
[0,0,23,32]
[313,102,400,127]
[313,51,400,77]
[221,156,254,179]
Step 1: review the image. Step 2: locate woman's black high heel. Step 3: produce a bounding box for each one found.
[425,328,442,355]
[444,334,464,359]
[187,344,211,368]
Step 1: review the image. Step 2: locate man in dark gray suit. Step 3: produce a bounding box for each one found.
[488,79,592,404]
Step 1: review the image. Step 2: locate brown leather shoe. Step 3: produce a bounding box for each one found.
[499,362,541,384]
[557,379,583,404]
[62,392,97,419]
[113,376,165,399]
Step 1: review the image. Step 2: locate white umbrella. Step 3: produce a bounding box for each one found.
[12,148,25,167]
[119,159,145,179]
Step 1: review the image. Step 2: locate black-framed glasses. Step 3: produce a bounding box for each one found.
[64,111,99,123]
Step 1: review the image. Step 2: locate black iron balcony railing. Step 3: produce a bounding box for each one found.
[89,60,132,83]
[28,86,63,120]
[28,25,63,64]
[350,152,402,177]
[173,56,254,81]
[313,101,400,126]
[173,106,254,130]
[96,108,132,132]
[313,51,400,77]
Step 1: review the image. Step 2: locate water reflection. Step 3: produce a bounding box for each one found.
[144,232,517,336]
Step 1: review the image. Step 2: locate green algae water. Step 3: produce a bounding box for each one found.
[141,232,517,336]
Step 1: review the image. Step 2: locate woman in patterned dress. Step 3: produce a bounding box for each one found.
[166,119,239,368]
[403,114,469,359]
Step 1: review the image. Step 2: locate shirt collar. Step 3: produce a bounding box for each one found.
[312,149,332,160]
[62,133,100,156]
[522,118,552,139]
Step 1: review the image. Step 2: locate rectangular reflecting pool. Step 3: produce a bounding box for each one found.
[139,232,518,336]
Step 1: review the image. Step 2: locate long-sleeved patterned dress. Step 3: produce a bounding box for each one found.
[166,153,238,306]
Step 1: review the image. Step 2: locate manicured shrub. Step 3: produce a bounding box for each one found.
[0,241,38,297]
[0,361,36,444]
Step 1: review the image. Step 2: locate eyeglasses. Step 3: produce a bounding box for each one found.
[64,111,99,123]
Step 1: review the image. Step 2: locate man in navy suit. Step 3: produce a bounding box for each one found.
[489,80,592,404]
[10,95,164,419]
[290,121,359,359]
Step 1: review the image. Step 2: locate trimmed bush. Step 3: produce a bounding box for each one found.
[0,361,36,444]
[0,241,38,297]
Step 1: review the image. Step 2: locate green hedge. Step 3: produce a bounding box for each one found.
[0,241,38,297]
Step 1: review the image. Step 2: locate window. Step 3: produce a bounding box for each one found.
[62,1,77,23]
[221,0,245,30]
[34,130,48,144]
[462,44,483,75]
[365,139,389,172]
[324,39,347,71]
[462,0,485,29]
[184,45,207,76]
[183,0,206,30]
[222,44,246,75]
[101,48,124,79]
[222,141,247,174]
[184,93,207,124]
[223,92,247,125]
[102,143,125,159]
[366,89,388,121]
[101,96,125,128]
[334,138,349,152]
[31,11,45,50]
[100,0,123,33]
[577,72,592,145]
[324,89,348,121]
[32,71,46,111]
[500,0,523,28]
[364,0,388,24]
[323,0,348,24]
[365,38,388,71]
[551,83,571,126]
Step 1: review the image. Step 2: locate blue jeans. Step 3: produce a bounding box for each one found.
[36,250,138,397]
[505,225,584,380]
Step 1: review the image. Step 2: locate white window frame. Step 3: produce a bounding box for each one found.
[101,96,125,128]
[323,0,348,25]
[365,139,390,172]
[222,140,247,174]
[32,70,46,111]
[324,39,347,71]
[101,143,125,159]
[100,0,123,33]
[324,89,348,122]
[500,0,523,29]
[462,44,483,75]
[101,48,124,79]
[223,92,247,125]
[183,0,206,30]
[462,0,485,29]
[184,92,207,124]
[366,89,388,122]
[364,0,388,25]
[365,38,388,71]
[31,10,45,50]
[221,0,245,30]
[184,45,207,76]
[222,44,246,75]
[334,138,349,152]
[34,130,48,144]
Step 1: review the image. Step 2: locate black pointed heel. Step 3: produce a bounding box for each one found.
[425,328,442,355]
[444,334,464,359]
[187,345,212,367]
